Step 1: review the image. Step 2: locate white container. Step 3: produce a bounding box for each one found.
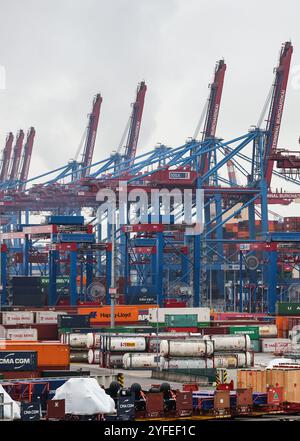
[258,325,278,338]
[261,338,292,353]
[164,358,214,369]
[148,307,210,324]
[105,336,146,352]
[35,311,66,324]
[214,352,253,368]
[87,333,101,349]
[160,339,214,357]
[6,328,38,341]
[123,353,165,369]
[88,349,101,364]
[204,334,250,351]
[67,333,89,349]
[2,311,34,325]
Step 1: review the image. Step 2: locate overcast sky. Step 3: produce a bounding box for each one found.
[0,0,300,206]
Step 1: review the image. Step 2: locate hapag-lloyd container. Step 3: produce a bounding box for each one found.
[1,311,34,325]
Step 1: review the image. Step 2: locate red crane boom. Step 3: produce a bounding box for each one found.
[0,132,14,182]
[18,127,36,190]
[124,81,147,165]
[199,60,227,177]
[264,41,293,187]
[81,94,102,176]
[9,130,24,181]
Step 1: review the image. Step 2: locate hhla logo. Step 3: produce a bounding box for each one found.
[96,181,204,235]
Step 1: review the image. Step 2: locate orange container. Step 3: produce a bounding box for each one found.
[237,369,266,393]
[2,341,70,370]
[77,305,157,324]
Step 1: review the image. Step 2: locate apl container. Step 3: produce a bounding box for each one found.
[123,353,165,369]
[277,303,300,316]
[160,340,214,357]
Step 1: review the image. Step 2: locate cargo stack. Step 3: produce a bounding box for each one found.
[11,276,47,307]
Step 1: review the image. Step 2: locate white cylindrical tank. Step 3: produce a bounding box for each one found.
[258,325,277,338]
[214,352,253,368]
[70,351,89,363]
[64,333,88,349]
[164,358,214,369]
[88,349,101,364]
[86,333,102,349]
[105,337,146,352]
[160,340,214,357]
[123,353,165,369]
[204,334,250,351]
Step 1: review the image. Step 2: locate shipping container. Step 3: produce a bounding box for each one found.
[123,353,165,370]
[77,305,157,324]
[261,338,292,353]
[2,342,70,370]
[164,314,198,327]
[160,340,214,357]
[277,303,300,316]
[35,311,67,324]
[1,311,34,325]
[148,307,210,324]
[5,328,38,341]
[229,326,259,340]
[203,334,251,351]
[58,314,90,329]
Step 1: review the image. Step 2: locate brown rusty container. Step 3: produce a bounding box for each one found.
[146,392,164,418]
[176,391,193,416]
[236,388,253,407]
[214,390,230,410]
[2,371,40,380]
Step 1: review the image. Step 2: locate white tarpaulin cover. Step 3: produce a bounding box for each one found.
[52,377,116,415]
[0,385,20,419]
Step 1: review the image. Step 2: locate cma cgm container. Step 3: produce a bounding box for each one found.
[2,342,70,370]
[148,308,210,326]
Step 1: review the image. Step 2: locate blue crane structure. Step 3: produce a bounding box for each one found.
[1,42,300,314]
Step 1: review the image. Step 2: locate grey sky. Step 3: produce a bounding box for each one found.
[0,0,299,203]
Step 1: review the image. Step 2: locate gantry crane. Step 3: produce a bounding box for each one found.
[18,127,36,190]
[264,41,293,187]
[8,130,24,182]
[81,94,102,177]
[124,81,147,166]
[0,132,14,182]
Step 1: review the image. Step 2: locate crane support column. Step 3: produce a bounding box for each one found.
[0,244,7,305]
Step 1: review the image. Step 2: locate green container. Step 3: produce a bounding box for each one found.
[229,326,260,340]
[165,314,198,327]
[250,339,261,352]
[277,303,300,316]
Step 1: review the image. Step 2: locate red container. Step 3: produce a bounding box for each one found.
[2,371,40,380]
[201,326,229,335]
[4,324,58,340]
[164,301,187,308]
[164,327,199,333]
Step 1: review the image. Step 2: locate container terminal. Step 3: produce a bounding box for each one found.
[0,40,300,423]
